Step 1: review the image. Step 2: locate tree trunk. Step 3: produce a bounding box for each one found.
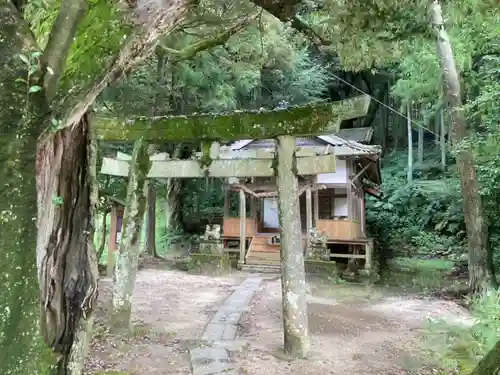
[470,338,500,375]
[163,145,182,250]
[110,139,150,332]
[36,115,99,375]
[96,209,109,263]
[1,3,98,374]
[145,182,158,257]
[418,118,424,163]
[440,107,446,170]
[275,135,310,358]
[0,5,50,373]
[407,103,413,183]
[164,179,182,246]
[430,0,496,293]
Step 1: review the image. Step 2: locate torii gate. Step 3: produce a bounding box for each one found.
[94,94,371,357]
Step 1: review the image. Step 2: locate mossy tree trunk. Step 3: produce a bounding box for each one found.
[0,5,52,374]
[275,135,310,358]
[1,2,98,374]
[430,0,496,293]
[110,139,151,332]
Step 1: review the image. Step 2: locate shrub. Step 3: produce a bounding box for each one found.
[423,289,500,373]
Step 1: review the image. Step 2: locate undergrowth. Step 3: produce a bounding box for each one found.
[423,289,500,374]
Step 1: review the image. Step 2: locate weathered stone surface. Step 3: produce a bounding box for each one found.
[190,276,263,375]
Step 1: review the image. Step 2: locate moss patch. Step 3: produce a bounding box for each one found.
[188,253,232,275]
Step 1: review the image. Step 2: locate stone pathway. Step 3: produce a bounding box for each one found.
[189,275,264,375]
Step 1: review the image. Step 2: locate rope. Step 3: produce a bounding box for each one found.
[232,183,327,198]
[329,71,440,138]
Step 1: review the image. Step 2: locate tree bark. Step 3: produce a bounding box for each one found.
[163,145,182,249]
[275,135,310,358]
[145,182,158,257]
[418,118,424,163]
[430,0,496,293]
[36,115,99,375]
[440,107,446,170]
[110,139,150,332]
[470,338,500,375]
[407,103,413,183]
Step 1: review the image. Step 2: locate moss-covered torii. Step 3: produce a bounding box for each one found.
[93,95,370,142]
[96,94,371,358]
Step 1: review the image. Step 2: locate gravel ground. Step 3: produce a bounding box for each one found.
[85,268,471,375]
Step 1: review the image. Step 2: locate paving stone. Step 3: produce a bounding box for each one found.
[190,347,234,375]
[211,310,242,325]
[221,324,237,340]
[202,323,225,341]
[189,277,263,375]
[212,339,249,351]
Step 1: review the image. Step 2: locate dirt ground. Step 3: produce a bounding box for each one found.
[85,268,471,375]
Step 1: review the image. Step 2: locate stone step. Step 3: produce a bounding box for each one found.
[240,264,280,273]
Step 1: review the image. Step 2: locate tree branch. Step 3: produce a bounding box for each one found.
[290,15,331,46]
[250,0,302,22]
[157,14,257,62]
[51,0,192,137]
[41,0,88,102]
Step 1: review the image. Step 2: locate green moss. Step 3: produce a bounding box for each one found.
[94,95,370,141]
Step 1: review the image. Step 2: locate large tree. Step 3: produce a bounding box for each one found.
[0,0,192,373]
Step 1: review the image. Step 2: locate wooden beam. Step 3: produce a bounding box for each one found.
[117,151,169,161]
[100,154,336,178]
[329,253,366,259]
[94,95,370,142]
[215,145,334,159]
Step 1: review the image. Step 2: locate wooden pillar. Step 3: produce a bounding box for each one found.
[238,189,246,266]
[305,188,313,255]
[360,194,366,235]
[313,189,319,223]
[276,135,310,358]
[365,239,373,270]
[107,205,118,277]
[250,196,257,220]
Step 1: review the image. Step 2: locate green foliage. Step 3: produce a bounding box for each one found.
[424,290,500,373]
[366,149,466,258]
[101,15,330,116]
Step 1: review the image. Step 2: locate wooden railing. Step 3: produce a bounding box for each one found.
[223,217,257,237]
[315,219,363,240]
